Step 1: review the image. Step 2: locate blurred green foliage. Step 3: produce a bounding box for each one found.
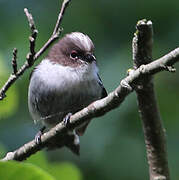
[0,146,82,180]
[26,151,82,180]
[0,161,55,180]
[0,0,179,179]
[0,55,18,119]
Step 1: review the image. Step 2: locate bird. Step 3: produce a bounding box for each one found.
[28,32,107,155]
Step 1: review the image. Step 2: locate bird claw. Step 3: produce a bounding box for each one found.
[35,126,46,144]
[35,132,42,144]
[63,113,72,126]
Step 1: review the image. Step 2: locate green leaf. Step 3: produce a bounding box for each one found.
[26,151,49,170]
[0,161,55,180]
[26,151,82,180]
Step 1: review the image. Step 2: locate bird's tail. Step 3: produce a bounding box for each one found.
[47,130,80,156]
[65,131,80,155]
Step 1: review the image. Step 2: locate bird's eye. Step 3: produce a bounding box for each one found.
[70,50,78,59]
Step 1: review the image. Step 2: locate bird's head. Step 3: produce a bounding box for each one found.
[47,32,96,67]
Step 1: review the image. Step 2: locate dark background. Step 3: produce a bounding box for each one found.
[0,0,179,179]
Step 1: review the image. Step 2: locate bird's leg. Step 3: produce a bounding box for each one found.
[35,126,46,144]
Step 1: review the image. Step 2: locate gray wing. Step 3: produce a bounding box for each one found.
[76,74,107,136]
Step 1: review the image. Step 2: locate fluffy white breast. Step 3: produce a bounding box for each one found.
[32,59,99,91]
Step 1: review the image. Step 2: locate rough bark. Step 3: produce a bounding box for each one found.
[132,19,170,180]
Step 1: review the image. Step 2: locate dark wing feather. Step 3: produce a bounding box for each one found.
[97,74,107,98]
[76,74,107,136]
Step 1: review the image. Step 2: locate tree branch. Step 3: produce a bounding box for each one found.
[1,45,179,161]
[0,0,71,100]
[24,8,38,66]
[132,19,170,180]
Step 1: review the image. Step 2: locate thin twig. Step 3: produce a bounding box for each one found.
[53,0,71,36]
[1,46,179,161]
[132,19,170,180]
[12,48,18,75]
[24,8,37,33]
[0,0,71,100]
[24,8,38,66]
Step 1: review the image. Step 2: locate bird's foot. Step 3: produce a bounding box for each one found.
[35,126,46,144]
[63,112,72,126]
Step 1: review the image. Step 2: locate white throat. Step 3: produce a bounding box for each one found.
[33,59,99,90]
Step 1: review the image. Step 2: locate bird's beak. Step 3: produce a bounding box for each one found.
[85,54,96,63]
